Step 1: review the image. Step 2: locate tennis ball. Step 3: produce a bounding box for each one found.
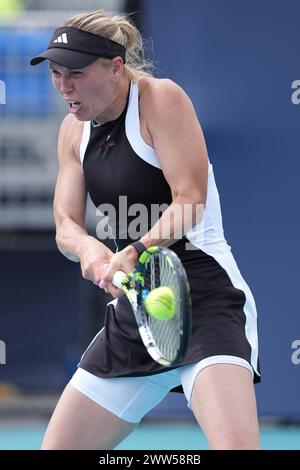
[143,286,176,320]
[0,0,23,15]
[0,0,23,25]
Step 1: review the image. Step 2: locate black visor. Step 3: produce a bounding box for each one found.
[30,26,126,69]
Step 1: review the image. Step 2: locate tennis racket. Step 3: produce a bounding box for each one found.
[112,246,192,367]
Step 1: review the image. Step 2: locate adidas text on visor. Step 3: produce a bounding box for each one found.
[30,26,126,69]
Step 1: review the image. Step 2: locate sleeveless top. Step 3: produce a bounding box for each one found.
[78,80,260,381]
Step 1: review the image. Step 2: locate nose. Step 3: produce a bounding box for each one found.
[59,74,74,94]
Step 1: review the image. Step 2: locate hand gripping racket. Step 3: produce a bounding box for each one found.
[112,246,192,367]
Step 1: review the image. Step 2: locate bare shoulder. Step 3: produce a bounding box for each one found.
[58,113,85,163]
[139,77,193,112]
[138,77,196,132]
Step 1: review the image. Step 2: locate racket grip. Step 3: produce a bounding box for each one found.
[112,271,127,289]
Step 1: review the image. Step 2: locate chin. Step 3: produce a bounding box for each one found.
[74,115,87,121]
[70,111,90,122]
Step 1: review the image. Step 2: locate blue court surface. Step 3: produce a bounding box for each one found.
[0,422,299,450]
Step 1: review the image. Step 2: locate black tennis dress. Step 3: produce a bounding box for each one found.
[78,80,260,384]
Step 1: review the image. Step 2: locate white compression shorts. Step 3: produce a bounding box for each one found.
[70,355,253,423]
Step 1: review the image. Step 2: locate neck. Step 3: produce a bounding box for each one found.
[93,77,131,126]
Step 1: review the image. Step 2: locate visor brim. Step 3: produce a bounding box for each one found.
[30,48,99,69]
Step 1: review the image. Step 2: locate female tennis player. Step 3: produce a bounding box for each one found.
[31,10,260,449]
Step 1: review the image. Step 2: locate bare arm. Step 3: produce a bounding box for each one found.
[53,115,87,261]
[54,114,114,283]
[139,79,208,248]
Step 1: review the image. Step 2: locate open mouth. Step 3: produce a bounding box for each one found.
[67,100,81,112]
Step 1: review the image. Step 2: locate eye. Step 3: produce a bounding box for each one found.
[51,69,61,77]
[70,71,83,77]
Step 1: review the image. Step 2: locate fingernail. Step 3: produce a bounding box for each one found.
[99,280,107,289]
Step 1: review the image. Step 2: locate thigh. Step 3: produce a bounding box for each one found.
[189,363,260,449]
[42,382,137,450]
[42,367,180,449]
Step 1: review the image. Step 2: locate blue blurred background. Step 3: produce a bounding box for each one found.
[0,0,299,449]
[144,0,300,420]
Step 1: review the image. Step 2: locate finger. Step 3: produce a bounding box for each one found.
[102,272,112,284]
[107,285,123,298]
[101,264,114,284]
[94,260,110,280]
[99,261,110,278]
[99,280,108,289]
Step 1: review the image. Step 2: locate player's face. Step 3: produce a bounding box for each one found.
[50,58,119,121]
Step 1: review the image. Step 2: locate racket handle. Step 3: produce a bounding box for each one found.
[112,271,127,289]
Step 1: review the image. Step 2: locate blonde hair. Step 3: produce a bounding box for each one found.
[63,10,153,81]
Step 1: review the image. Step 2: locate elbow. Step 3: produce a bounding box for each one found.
[173,191,206,227]
[192,190,206,206]
[55,224,80,263]
[55,230,63,253]
[55,223,64,251]
[174,189,207,207]
[191,191,206,225]
[55,230,65,258]
[56,237,80,263]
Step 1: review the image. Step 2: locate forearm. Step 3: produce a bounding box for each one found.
[139,195,205,249]
[55,217,93,262]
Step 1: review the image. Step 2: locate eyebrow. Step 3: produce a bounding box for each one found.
[49,63,87,73]
[49,64,69,72]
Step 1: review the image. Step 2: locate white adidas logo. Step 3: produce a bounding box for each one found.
[53,33,68,44]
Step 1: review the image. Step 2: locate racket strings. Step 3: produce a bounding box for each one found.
[144,253,183,361]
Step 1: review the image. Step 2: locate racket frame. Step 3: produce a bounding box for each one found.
[112,246,192,367]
